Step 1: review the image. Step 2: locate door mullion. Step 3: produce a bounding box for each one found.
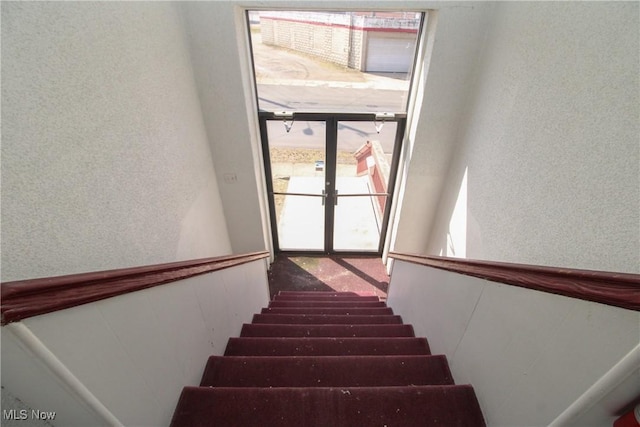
[260,118,280,252]
[324,118,338,253]
[377,117,405,253]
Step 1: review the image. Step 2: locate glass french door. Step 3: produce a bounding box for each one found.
[260,113,404,254]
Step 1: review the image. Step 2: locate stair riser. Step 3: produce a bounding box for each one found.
[273,295,380,302]
[268,301,386,308]
[252,314,402,325]
[201,355,453,387]
[240,324,415,338]
[277,291,360,296]
[170,386,486,427]
[224,337,431,356]
[261,307,394,315]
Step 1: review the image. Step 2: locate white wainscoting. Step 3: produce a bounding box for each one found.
[1,258,270,426]
[387,260,640,427]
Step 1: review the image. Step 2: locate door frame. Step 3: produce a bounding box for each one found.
[259,111,406,255]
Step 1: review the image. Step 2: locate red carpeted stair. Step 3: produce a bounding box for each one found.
[170,291,486,426]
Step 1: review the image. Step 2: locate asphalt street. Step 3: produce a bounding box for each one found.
[257,85,408,113]
[266,119,398,153]
[251,32,410,118]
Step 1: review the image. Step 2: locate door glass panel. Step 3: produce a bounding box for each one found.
[248,11,422,113]
[267,120,326,250]
[333,121,398,251]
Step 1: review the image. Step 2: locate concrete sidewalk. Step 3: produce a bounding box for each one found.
[278,176,380,251]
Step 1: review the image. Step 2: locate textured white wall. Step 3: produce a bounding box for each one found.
[425,2,640,272]
[181,3,272,255]
[392,3,496,255]
[388,260,640,426]
[2,260,270,427]
[1,2,231,282]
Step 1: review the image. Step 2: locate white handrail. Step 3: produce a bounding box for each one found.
[548,342,640,426]
[6,323,123,427]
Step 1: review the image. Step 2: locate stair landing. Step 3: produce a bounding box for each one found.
[267,256,389,298]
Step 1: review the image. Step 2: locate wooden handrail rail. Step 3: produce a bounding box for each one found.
[1,251,270,325]
[388,251,640,311]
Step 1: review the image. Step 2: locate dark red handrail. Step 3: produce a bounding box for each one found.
[1,251,270,325]
[388,252,640,311]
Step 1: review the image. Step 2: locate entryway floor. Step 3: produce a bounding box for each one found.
[267,255,389,300]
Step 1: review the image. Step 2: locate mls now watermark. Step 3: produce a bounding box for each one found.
[3,409,57,421]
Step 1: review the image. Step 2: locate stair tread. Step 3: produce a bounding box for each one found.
[224,337,431,356]
[252,314,402,324]
[200,355,453,387]
[170,385,486,427]
[240,323,415,337]
[261,307,394,315]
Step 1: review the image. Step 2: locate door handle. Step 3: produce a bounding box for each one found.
[322,189,326,206]
[334,190,338,206]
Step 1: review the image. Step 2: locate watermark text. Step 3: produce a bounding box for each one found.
[3,409,57,422]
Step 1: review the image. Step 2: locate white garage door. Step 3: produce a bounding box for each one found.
[365,36,416,73]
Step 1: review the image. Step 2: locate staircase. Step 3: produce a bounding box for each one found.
[170,291,485,426]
